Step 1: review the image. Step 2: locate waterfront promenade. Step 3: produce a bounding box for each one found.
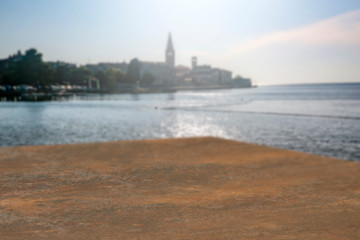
[0,137,359,239]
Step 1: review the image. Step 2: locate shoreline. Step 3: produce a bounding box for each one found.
[1,137,359,239]
[0,85,256,101]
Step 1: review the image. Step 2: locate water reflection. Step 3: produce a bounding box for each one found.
[0,84,359,161]
[167,93,175,101]
[161,111,230,139]
[131,94,140,101]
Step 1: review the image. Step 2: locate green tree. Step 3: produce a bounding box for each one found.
[2,48,56,86]
[95,68,126,90]
[115,69,126,83]
[1,67,16,85]
[95,70,108,89]
[17,48,44,86]
[141,72,155,86]
[54,64,75,85]
[70,67,91,85]
[37,63,56,85]
[125,58,140,84]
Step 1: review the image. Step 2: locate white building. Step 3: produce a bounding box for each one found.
[213,68,232,85]
[191,64,215,84]
[175,65,191,84]
[190,57,232,85]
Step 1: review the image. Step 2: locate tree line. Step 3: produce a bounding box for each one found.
[0,49,154,90]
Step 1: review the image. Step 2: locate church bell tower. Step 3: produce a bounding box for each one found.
[165,33,175,67]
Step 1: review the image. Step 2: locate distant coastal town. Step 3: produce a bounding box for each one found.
[0,34,253,101]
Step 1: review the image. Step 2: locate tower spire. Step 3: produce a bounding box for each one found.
[165,33,175,67]
[166,33,174,52]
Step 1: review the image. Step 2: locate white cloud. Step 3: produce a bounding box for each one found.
[212,9,360,85]
[228,9,360,55]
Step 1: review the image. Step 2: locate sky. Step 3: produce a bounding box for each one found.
[0,0,359,85]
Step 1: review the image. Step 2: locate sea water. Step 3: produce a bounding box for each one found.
[0,83,359,161]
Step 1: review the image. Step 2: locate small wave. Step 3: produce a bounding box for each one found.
[163,106,360,121]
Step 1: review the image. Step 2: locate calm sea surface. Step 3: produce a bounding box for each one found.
[1,83,359,161]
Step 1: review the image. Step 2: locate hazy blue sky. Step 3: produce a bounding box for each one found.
[1,0,359,85]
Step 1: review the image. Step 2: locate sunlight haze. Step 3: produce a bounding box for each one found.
[1,0,359,85]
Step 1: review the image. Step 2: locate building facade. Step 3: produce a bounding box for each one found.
[190,57,232,85]
[140,61,175,86]
[85,62,128,74]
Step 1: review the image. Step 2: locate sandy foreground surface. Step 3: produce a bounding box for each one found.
[0,137,359,239]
